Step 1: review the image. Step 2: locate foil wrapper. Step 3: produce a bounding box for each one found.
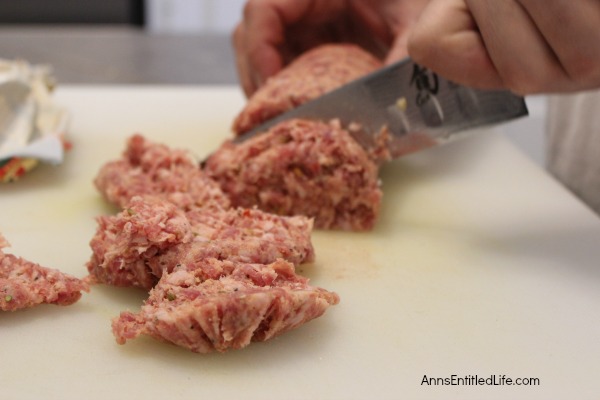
[0,59,69,182]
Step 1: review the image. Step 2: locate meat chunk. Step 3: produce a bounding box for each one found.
[233,44,382,135]
[112,259,339,353]
[94,134,230,210]
[87,196,192,289]
[204,119,382,231]
[87,196,315,290]
[0,234,89,311]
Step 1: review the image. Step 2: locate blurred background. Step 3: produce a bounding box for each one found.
[0,0,245,85]
[0,0,247,34]
[0,0,545,165]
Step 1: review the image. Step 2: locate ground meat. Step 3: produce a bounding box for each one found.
[87,196,192,289]
[232,44,382,136]
[0,234,89,311]
[204,119,382,231]
[112,259,339,353]
[87,196,315,290]
[94,134,230,210]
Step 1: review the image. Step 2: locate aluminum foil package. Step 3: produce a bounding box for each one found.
[0,59,69,182]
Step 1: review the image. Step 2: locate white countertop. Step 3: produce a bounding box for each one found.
[1,85,598,399]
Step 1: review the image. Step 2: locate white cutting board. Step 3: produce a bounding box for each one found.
[1,86,599,400]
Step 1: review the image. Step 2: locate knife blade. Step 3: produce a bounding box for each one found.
[234,57,528,159]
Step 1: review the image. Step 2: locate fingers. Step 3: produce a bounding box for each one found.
[232,0,288,96]
[518,0,600,89]
[409,0,600,94]
[408,0,504,90]
[232,22,283,96]
[465,0,567,94]
[232,0,347,97]
[232,23,257,96]
[233,0,410,96]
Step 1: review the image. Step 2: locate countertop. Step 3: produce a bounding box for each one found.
[0,25,237,85]
[2,86,599,399]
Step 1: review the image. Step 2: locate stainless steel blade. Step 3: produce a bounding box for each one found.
[235,57,528,158]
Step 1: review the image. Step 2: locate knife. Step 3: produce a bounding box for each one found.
[234,57,528,159]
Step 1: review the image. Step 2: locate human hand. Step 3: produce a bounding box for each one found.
[408,0,600,94]
[233,0,429,96]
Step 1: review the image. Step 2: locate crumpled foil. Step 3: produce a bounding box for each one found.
[0,59,69,182]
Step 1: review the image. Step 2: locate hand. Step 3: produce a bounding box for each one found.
[233,0,429,96]
[408,0,600,94]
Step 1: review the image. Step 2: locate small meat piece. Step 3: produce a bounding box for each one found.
[87,196,315,289]
[94,134,230,210]
[233,44,382,135]
[0,234,89,312]
[87,196,193,289]
[112,259,339,353]
[204,119,382,231]
[352,125,436,161]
